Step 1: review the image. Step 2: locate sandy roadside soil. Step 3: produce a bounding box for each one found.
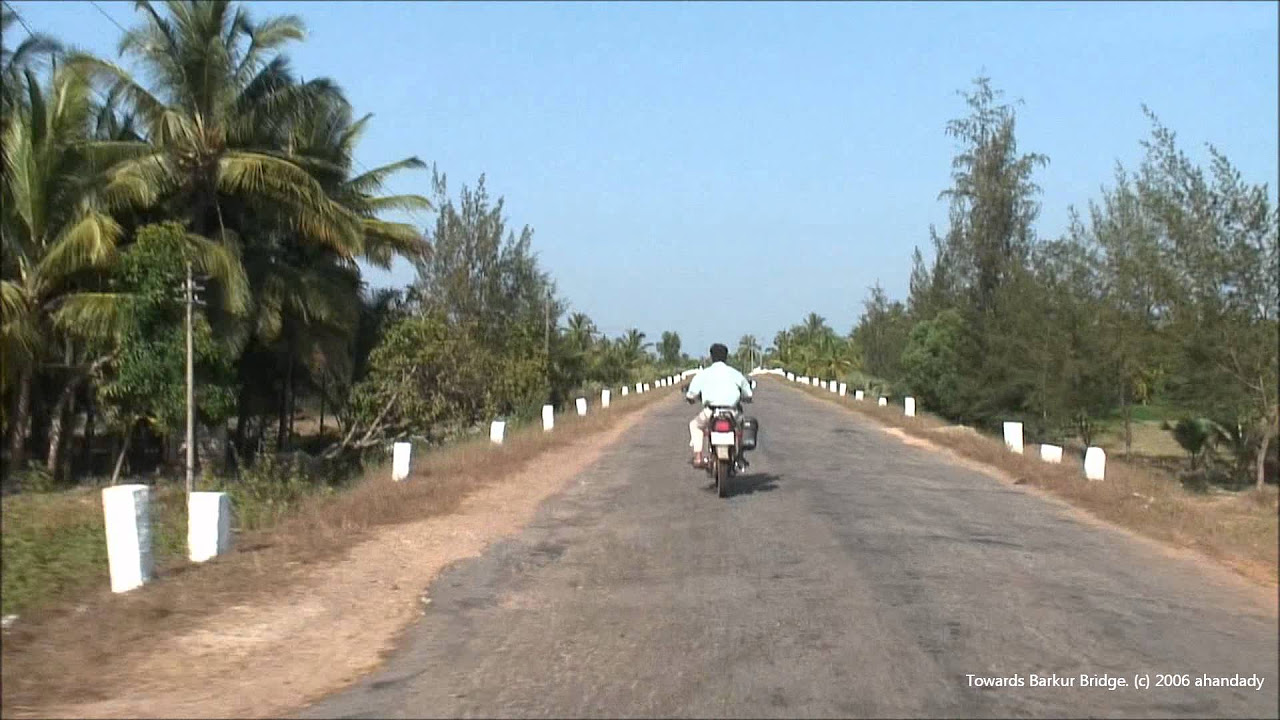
[16,400,663,720]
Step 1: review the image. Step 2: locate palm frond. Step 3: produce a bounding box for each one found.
[358,193,433,215]
[218,150,361,254]
[344,157,428,196]
[64,53,173,141]
[96,151,174,210]
[359,218,429,268]
[4,33,62,75]
[0,280,41,376]
[50,291,130,341]
[184,230,250,313]
[74,140,155,174]
[33,211,124,289]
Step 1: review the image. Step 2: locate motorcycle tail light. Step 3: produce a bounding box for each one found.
[712,418,732,432]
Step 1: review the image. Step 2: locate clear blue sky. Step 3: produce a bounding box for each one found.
[13,1,1279,354]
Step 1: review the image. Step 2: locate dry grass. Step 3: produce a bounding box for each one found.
[0,392,665,713]
[777,379,1279,587]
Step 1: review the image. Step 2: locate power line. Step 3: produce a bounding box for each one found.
[88,0,128,34]
[3,0,40,39]
[3,0,113,106]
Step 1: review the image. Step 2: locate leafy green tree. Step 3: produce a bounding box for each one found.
[658,330,682,366]
[415,171,554,339]
[799,312,830,346]
[1012,231,1112,442]
[414,170,558,409]
[97,223,237,482]
[339,310,491,451]
[899,309,975,419]
[1134,110,1279,486]
[1168,417,1218,471]
[850,283,912,382]
[911,76,1050,425]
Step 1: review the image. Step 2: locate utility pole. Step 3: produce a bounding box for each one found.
[185,261,194,496]
[543,290,551,389]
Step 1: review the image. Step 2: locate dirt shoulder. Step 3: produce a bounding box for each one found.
[776,378,1279,591]
[1,396,667,719]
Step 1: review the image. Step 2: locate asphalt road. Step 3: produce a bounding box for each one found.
[300,382,1279,719]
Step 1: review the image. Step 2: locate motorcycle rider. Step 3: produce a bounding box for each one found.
[684,343,753,468]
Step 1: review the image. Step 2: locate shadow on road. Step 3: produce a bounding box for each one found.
[717,472,780,498]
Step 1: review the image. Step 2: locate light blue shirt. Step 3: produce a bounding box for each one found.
[686,362,753,408]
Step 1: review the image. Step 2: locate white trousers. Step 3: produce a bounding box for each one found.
[688,408,714,453]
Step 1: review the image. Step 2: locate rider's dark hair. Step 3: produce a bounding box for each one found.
[709,343,729,362]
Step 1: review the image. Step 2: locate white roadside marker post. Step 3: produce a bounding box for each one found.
[1085,447,1106,480]
[392,442,412,481]
[102,485,154,593]
[1003,422,1024,454]
[188,491,232,563]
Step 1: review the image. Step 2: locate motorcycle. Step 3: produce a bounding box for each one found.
[687,394,757,498]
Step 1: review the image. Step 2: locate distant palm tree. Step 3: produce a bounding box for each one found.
[801,312,829,344]
[736,334,761,371]
[771,329,792,364]
[565,312,597,351]
[816,334,854,379]
[619,328,650,371]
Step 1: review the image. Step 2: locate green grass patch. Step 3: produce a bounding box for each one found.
[1128,404,1184,424]
[0,453,353,617]
[1,490,109,616]
[1,483,192,617]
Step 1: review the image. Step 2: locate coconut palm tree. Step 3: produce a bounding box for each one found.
[618,329,650,374]
[801,312,829,344]
[236,89,428,450]
[736,334,760,372]
[67,1,361,255]
[770,329,792,365]
[67,1,431,455]
[564,312,597,351]
[1,4,62,129]
[1,64,243,473]
[815,333,855,379]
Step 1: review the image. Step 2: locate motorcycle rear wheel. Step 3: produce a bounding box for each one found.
[715,457,729,498]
